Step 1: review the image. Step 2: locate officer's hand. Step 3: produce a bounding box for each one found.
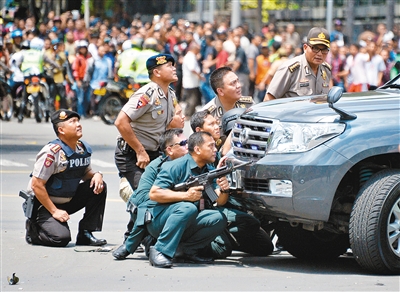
[217,176,230,192]
[185,186,203,202]
[217,156,228,168]
[90,173,104,195]
[53,209,70,222]
[136,151,150,169]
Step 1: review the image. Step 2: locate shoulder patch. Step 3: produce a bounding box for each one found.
[238,96,253,104]
[136,94,151,109]
[50,144,61,153]
[205,104,216,115]
[288,61,300,73]
[322,62,332,71]
[145,87,155,98]
[44,154,55,168]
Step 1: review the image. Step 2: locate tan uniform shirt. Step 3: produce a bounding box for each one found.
[27,141,91,204]
[202,96,254,147]
[267,53,331,99]
[121,81,176,152]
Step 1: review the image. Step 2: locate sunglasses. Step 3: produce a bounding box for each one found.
[307,44,329,55]
[169,139,188,147]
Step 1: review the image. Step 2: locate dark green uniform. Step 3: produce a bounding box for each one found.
[146,153,227,258]
[124,155,168,253]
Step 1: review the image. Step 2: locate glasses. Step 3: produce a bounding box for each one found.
[308,44,329,55]
[169,139,188,147]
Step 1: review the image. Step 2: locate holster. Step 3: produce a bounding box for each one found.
[19,190,35,219]
[117,137,132,155]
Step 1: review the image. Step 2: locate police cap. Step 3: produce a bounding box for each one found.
[307,27,330,48]
[146,54,175,71]
[51,109,80,124]
[222,108,246,136]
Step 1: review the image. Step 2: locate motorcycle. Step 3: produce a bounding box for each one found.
[0,76,13,121]
[96,77,142,125]
[18,68,51,123]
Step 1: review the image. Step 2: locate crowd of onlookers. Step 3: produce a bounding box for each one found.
[1,10,400,118]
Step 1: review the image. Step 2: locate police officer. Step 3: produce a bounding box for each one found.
[112,128,189,260]
[146,132,229,268]
[264,27,332,101]
[190,111,273,258]
[202,66,254,151]
[25,109,107,247]
[114,53,178,193]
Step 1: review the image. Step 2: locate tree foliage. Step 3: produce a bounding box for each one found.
[240,0,300,22]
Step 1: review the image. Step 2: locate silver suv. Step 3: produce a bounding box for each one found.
[226,81,400,275]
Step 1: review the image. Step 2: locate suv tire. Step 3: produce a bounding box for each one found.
[349,169,400,274]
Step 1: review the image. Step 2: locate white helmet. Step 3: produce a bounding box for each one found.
[78,40,89,48]
[122,40,132,51]
[30,37,44,50]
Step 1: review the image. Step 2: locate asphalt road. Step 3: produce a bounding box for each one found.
[1,117,399,291]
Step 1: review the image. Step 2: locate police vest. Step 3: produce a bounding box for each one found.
[21,49,43,74]
[45,139,92,198]
[117,48,140,78]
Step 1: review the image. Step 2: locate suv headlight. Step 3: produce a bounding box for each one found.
[267,122,345,153]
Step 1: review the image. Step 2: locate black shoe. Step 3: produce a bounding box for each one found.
[141,235,156,258]
[76,230,107,246]
[149,246,172,268]
[182,254,214,264]
[112,244,130,260]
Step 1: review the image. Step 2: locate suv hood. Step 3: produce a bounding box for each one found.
[246,90,398,123]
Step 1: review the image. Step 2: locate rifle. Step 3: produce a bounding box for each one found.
[19,190,35,219]
[174,161,252,203]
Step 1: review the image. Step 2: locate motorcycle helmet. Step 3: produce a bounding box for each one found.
[143,37,158,50]
[30,37,44,50]
[77,40,89,48]
[11,29,23,39]
[122,40,132,51]
[21,40,30,50]
[131,37,143,49]
[221,108,246,136]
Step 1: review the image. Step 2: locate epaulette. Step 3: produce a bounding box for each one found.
[50,144,62,153]
[205,104,217,114]
[238,96,253,104]
[288,61,300,73]
[172,96,178,107]
[322,62,332,71]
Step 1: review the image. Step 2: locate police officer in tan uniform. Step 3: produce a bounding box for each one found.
[202,66,254,152]
[114,54,178,191]
[25,109,107,247]
[264,27,332,101]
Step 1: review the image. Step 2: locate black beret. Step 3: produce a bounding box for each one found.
[146,54,175,71]
[51,109,80,124]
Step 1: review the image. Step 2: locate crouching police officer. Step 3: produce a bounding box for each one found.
[23,109,107,247]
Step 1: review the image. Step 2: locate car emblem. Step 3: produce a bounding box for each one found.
[239,127,250,145]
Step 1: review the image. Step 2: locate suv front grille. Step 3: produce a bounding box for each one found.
[244,178,270,192]
[231,115,274,159]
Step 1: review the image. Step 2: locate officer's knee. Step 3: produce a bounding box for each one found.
[175,202,198,221]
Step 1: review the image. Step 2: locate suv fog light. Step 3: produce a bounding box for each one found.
[269,180,293,197]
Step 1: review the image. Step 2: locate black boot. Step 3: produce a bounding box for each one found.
[76,230,107,246]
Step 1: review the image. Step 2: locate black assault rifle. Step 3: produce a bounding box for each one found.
[173,161,252,203]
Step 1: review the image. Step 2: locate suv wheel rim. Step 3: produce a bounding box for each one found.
[387,196,400,258]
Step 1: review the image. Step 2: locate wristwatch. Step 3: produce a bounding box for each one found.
[95,171,103,178]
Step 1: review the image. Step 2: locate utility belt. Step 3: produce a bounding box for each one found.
[117,137,160,158]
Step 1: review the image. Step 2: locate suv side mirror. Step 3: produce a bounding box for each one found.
[327,86,357,120]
